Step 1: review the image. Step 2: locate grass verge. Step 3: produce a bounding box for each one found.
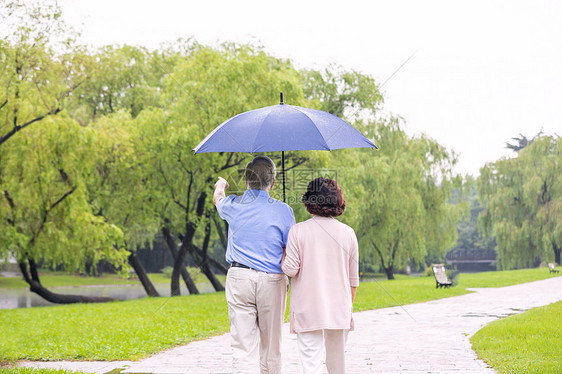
[0,293,228,361]
[457,268,558,288]
[0,368,83,374]
[354,274,468,311]
[471,300,562,374]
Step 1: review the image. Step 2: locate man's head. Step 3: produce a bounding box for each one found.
[245,156,276,191]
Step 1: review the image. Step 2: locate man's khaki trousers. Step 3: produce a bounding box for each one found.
[225,266,288,374]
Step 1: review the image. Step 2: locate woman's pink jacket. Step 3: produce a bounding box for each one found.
[282,216,359,333]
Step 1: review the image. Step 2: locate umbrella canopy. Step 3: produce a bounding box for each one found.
[193,94,376,154]
[193,93,376,202]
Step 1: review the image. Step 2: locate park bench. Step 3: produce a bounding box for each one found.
[432,264,453,288]
[548,263,559,274]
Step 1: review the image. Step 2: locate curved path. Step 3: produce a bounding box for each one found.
[22,276,562,373]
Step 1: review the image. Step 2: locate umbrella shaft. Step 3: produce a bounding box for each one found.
[282,151,286,203]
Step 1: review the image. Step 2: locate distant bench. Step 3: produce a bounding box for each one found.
[549,263,560,274]
[432,264,453,288]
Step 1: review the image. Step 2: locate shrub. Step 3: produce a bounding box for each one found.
[161,266,173,278]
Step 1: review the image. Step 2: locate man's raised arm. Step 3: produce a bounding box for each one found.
[213,176,230,206]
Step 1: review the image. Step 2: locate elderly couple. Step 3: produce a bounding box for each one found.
[213,156,359,374]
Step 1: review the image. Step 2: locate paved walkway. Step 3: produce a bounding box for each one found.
[21,276,562,373]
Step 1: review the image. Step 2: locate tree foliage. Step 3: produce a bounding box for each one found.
[505,131,543,153]
[67,45,169,123]
[478,135,562,268]
[300,65,382,120]
[335,118,461,279]
[0,0,86,147]
[0,1,129,303]
[449,182,496,253]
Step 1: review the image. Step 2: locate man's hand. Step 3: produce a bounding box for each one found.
[213,177,229,206]
[215,176,230,190]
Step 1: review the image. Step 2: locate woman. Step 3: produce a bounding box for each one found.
[282,177,359,374]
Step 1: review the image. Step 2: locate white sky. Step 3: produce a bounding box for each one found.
[58,0,562,176]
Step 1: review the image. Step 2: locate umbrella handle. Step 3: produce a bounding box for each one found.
[280,92,284,105]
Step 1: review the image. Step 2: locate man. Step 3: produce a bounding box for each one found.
[213,155,295,374]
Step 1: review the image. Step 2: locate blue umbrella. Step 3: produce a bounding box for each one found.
[193,93,377,201]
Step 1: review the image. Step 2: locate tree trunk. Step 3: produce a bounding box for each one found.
[210,214,229,275]
[198,258,224,291]
[371,241,396,280]
[554,243,561,265]
[128,250,160,297]
[383,266,395,280]
[213,213,228,249]
[187,219,224,291]
[171,240,191,296]
[189,244,225,291]
[202,265,224,291]
[169,191,208,296]
[162,227,199,295]
[207,255,228,274]
[19,260,115,304]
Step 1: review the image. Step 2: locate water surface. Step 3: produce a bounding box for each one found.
[0,282,217,310]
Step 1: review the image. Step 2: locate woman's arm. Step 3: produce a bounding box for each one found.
[281,228,300,277]
[351,286,357,303]
[349,230,360,303]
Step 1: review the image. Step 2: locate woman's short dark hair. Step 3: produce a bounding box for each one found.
[302,177,346,217]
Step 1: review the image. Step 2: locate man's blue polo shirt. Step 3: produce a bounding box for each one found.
[217,189,295,274]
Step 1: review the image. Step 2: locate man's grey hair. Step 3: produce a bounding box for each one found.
[245,156,276,190]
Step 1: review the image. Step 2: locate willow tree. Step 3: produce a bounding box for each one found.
[0,0,85,148]
[64,44,179,296]
[0,114,128,303]
[67,45,171,123]
[300,65,383,119]
[142,43,308,296]
[478,135,562,268]
[85,110,164,297]
[530,137,562,265]
[0,2,131,303]
[349,118,459,279]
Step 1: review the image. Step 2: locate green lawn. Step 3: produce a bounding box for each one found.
[0,267,558,363]
[0,368,82,374]
[457,268,558,288]
[471,300,562,374]
[355,274,468,311]
[0,293,229,361]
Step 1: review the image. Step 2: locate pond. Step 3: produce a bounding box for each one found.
[0,282,218,310]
